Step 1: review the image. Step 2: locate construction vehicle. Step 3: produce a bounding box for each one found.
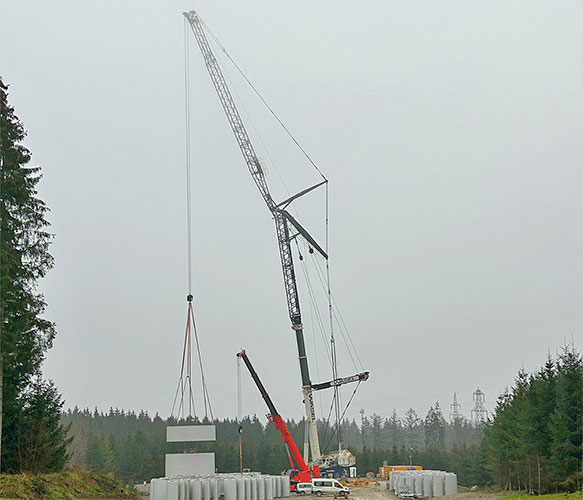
[184,9,368,469]
[236,349,319,489]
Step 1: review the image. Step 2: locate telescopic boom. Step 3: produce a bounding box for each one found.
[236,349,313,485]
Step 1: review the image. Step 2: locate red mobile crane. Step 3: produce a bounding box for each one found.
[236,349,318,488]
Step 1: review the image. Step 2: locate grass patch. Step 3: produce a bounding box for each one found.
[0,470,138,499]
[501,493,583,500]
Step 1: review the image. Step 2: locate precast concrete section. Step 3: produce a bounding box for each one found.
[388,470,457,497]
[150,473,287,500]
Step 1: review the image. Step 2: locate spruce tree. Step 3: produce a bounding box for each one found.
[14,377,71,472]
[0,77,58,471]
[424,402,446,451]
[549,344,582,490]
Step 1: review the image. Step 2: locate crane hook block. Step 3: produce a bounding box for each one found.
[187,294,193,302]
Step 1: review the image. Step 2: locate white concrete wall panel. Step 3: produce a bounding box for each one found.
[165,453,215,477]
[236,478,244,500]
[190,479,202,500]
[433,475,445,497]
[224,479,237,500]
[257,475,265,500]
[167,425,216,442]
[281,476,290,498]
[423,474,433,497]
[251,477,258,500]
[444,474,457,495]
[167,481,180,500]
[415,475,423,495]
[264,477,273,500]
[150,478,167,500]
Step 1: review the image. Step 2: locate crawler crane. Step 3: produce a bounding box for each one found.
[184,10,369,467]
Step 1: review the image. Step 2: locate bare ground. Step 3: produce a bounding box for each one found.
[129,481,504,500]
[348,484,501,500]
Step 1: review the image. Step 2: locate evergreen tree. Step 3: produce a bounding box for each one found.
[0,77,57,471]
[386,410,403,452]
[403,408,420,451]
[424,402,446,450]
[549,344,582,490]
[14,377,70,472]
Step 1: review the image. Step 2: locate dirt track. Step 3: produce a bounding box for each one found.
[346,484,501,500]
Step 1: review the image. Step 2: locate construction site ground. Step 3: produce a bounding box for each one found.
[134,481,502,500]
[342,483,501,500]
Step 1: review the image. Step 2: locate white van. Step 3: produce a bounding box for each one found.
[296,483,313,495]
[311,479,349,498]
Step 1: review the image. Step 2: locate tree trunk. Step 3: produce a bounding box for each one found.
[0,344,3,473]
[537,453,541,495]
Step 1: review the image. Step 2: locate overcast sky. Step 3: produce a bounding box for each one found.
[2,1,582,427]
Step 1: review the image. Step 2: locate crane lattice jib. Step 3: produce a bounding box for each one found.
[185,11,302,326]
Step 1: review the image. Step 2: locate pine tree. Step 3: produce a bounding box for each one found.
[1,77,57,471]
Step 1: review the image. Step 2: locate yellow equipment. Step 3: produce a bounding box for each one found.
[378,465,422,479]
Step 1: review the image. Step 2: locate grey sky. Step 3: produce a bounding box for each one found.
[1,1,581,425]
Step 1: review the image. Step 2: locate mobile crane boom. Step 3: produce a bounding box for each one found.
[236,349,314,485]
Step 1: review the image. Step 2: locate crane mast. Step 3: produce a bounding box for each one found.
[184,10,323,461]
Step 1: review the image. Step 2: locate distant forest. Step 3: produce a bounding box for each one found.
[62,343,582,493]
[63,405,484,485]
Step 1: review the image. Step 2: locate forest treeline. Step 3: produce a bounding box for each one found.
[62,344,581,493]
[62,345,583,493]
[484,343,582,493]
[62,404,485,486]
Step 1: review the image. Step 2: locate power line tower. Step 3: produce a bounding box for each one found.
[449,392,463,423]
[471,387,488,424]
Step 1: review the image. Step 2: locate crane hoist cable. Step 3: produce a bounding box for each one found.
[237,355,243,473]
[321,381,362,454]
[171,16,213,422]
[200,18,327,183]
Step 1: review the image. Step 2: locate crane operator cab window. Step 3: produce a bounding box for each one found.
[311,479,350,497]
